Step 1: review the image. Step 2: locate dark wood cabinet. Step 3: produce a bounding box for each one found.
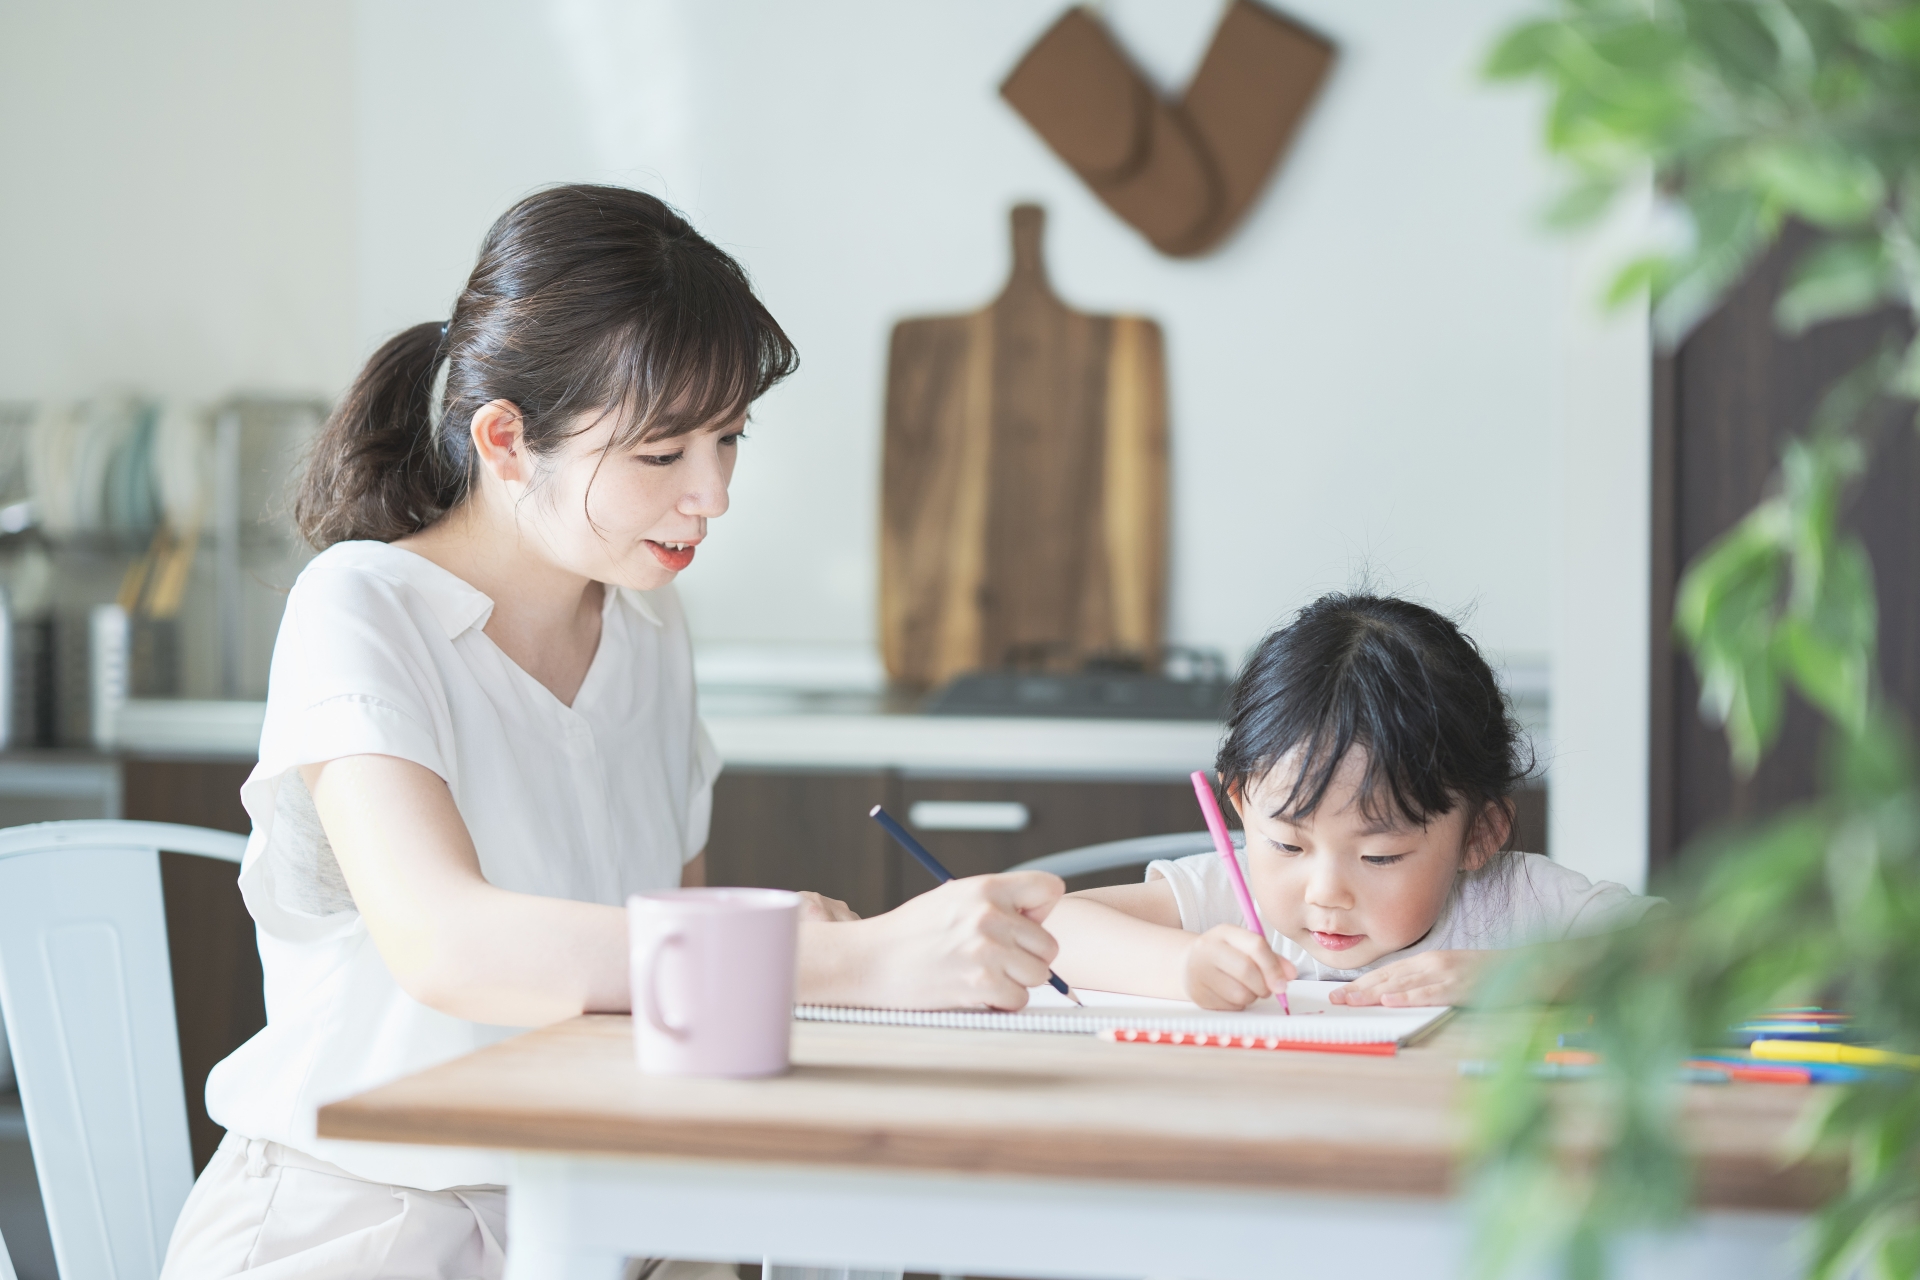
[123,757,263,1175]
[1650,223,1920,870]
[706,770,901,917]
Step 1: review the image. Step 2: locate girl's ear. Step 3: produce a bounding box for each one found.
[1461,798,1513,872]
[1225,780,1247,824]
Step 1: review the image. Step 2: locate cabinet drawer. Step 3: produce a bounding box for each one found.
[891,776,1207,903]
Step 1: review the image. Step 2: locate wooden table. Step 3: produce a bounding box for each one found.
[319,1015,1831,1280]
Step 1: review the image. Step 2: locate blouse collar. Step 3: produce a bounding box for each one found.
[326,540,663,638]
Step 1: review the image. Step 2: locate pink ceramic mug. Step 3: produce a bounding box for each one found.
[627,887,800,1077]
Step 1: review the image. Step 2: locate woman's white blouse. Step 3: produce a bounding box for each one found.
[206,541,719,1189]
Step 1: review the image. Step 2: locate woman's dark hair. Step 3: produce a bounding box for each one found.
[1215,593,1534,846]
[296,184,798,547]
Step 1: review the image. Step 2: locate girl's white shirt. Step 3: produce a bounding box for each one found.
[205,540,719,1190]
[1147,849,1660,982]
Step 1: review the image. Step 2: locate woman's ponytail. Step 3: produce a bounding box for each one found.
[295,321,467,548]
[296,185,796,551]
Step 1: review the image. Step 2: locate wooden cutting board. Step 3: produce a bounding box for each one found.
[881,205,1168,690]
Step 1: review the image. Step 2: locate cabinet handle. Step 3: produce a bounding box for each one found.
[907,801,1031,833]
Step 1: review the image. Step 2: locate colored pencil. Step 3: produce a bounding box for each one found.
[1750,1039,1920,1070]
[1103,1028,1395,1056]
[1189,771,1265,937]
[1188,771,1288,1015]
[868,805,1082,1006]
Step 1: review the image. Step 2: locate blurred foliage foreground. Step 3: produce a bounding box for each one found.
[1473,2,1920,1277]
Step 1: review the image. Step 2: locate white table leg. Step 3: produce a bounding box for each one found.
[506,1157,628,1280]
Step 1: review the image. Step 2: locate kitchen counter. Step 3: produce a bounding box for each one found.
[109,697,1222,780]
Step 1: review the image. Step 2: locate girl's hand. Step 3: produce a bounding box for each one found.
[1329,949,1495,1007]
[795,891,860,923]
[1182,925,1296,1010]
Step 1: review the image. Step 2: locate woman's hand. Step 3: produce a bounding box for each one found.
[1182,925,1295,1010]
[797,872,1064,1011]
[1329,949,1495,1007]
[795,891,860,923]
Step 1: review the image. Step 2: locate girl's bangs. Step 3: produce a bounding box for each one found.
[1263,721,1443,831]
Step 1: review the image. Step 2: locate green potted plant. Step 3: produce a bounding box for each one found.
[1472,2,1920,1275]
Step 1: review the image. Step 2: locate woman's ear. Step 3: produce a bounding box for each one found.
[1461,798,1514,872]
[469,400,532,486]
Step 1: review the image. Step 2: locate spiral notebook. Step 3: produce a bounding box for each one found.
[795,981,1453,1046]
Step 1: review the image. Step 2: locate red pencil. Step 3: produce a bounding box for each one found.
[1101,1028,1397,1056]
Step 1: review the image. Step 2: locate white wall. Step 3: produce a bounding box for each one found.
[0,1,357,401]
[351,0,1568,669]
[1551,192,1653,890]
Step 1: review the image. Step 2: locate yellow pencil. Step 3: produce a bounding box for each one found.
[1750,1039,1920,1070]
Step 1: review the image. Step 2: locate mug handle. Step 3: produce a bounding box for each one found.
[638,930,690,1040]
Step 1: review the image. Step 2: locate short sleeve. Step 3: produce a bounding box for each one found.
[253,565,453,784]
[683,716,722,863]
[1145,851,1245,934]
[238,562,460,942]
[1488,855,1664,945]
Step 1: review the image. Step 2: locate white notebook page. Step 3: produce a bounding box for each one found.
[794,980,1452,1045]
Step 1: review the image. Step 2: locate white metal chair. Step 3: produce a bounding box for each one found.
[1007,829,1241,879]
[0,820,247,1280]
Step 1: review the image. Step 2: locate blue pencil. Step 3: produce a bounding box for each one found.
[869,805,1083,1006]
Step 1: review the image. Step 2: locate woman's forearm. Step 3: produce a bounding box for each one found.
[1046,896,1197,1000]
[399,885,631,1025]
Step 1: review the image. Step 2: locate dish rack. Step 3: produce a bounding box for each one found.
[0,396,326,748]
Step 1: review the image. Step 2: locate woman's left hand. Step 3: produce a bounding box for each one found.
[1328,949,1497,1007]
[796,891,860,923]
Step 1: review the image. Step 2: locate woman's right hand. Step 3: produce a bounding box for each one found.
[1182,924,1295,1010]
[796,871,1065,1011]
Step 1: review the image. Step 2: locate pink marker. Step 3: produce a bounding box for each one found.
[1190,769,1288,1014]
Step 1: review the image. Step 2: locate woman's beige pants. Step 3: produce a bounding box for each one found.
[161,1132,739,1280]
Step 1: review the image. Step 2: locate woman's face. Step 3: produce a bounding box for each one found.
[1232,747,1492,970]
[513,410,743,592]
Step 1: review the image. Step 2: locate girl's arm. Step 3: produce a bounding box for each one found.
[308,753,1065,1025]
[1048,881,1293,1007]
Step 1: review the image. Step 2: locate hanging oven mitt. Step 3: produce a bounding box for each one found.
[1001,2,1334,258]
[1001,7,1223,256]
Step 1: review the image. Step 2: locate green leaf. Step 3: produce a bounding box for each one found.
[1776,236,1894,334]
[1742,142,1888,229]
[1604,253,1668,308]
[1546,177,1622,229]
[1485,19,1563,79]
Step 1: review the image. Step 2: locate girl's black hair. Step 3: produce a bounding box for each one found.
[1215,593,1534,843]
[296,184,798,547]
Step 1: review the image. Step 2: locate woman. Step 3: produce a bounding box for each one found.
[161,186,1064,1278]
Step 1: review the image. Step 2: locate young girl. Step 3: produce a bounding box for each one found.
[160,186,1065,1279]
[1048,593,1658,1010]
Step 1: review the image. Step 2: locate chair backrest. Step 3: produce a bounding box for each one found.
[1007,829,1242,879]
[0,1222,18,1280]
[0,820,246,1280]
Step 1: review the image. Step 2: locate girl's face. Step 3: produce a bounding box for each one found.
[511,409,743,592]
[1231,747,1498,970]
